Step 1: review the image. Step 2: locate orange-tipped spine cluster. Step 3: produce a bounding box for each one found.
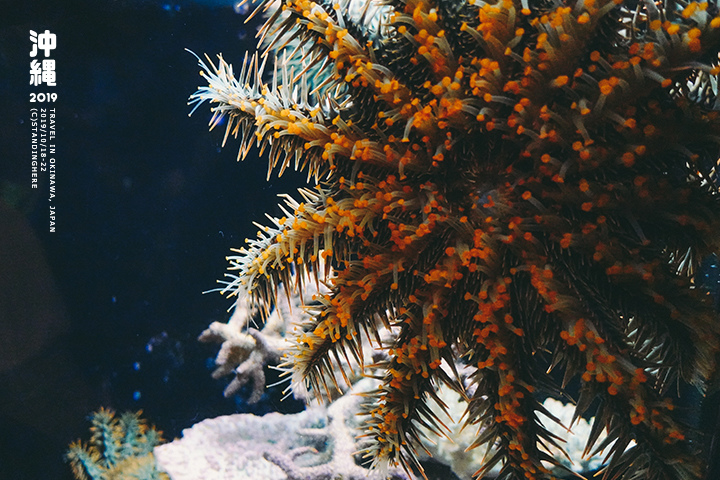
[191,0,720,478]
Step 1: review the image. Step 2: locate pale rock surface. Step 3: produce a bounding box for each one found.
[154,408,323,480]
[154,379,411,480]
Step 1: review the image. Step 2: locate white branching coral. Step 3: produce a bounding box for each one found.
[199,284,297,403]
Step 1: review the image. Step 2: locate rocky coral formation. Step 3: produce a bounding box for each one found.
[154,379,411,480]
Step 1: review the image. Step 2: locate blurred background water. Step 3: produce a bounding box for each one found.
[0,1,305,478]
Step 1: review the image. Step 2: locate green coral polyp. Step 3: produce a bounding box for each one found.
[192,0,720,478]
[66,408,168,480]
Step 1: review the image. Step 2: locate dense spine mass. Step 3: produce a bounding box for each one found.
[191,0,720,478]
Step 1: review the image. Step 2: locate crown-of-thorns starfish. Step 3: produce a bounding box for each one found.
[190,0,720,478]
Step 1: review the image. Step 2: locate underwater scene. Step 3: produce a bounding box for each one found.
[2,0,720,479]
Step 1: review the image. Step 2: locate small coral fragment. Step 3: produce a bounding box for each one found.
[66,408,168,480]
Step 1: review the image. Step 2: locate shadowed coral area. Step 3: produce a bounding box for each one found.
[191,0,720,478]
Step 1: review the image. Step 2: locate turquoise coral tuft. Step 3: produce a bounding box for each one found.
[66,408,168,480]
[191,0,720,478]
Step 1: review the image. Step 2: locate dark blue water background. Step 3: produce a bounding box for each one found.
[0,1,305,478]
